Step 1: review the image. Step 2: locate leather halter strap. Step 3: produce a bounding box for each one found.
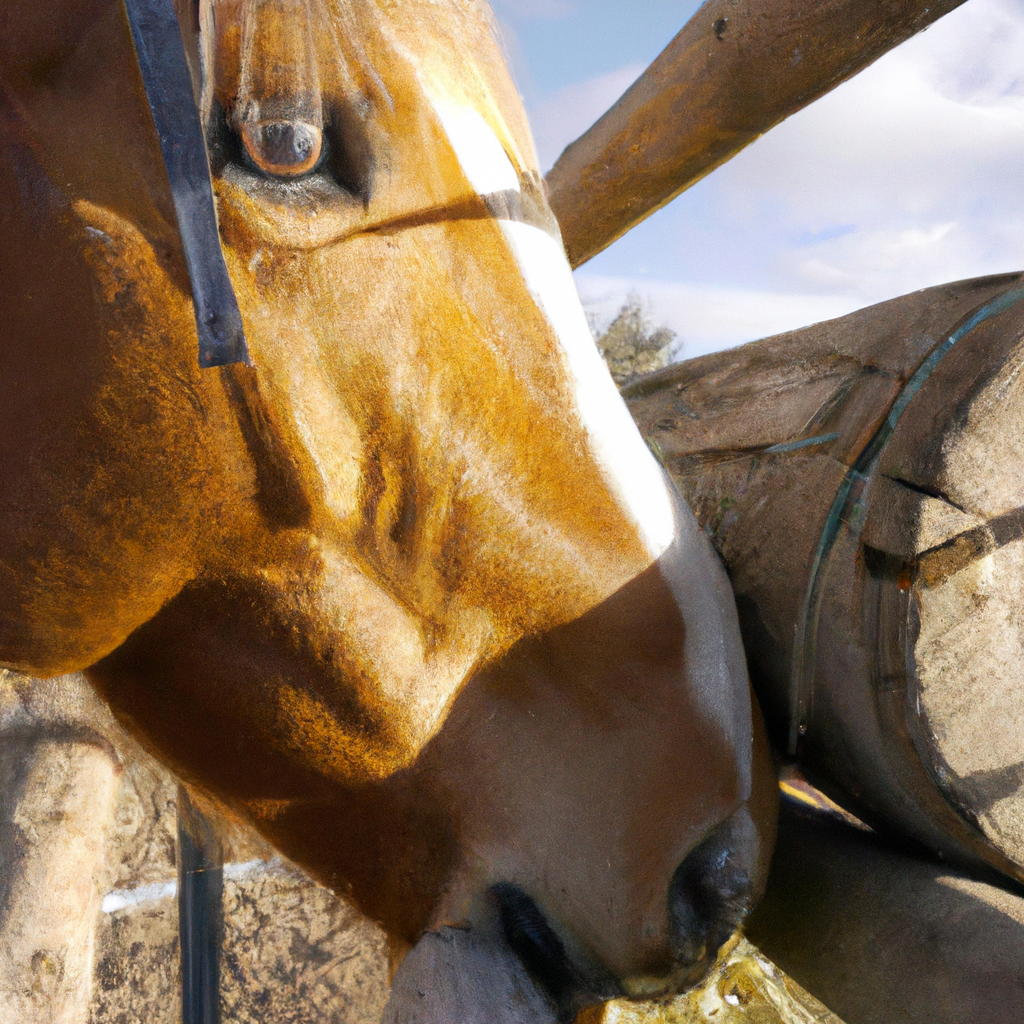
[123,0,250,367]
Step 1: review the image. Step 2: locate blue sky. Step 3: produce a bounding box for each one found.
[491,0,1024,357]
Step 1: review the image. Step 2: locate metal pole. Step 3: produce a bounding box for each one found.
[177,786,223,1024]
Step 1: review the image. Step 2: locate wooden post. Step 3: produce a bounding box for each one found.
[0,732,120,1024]
[546,0,968,269]
[624,271,1024,887]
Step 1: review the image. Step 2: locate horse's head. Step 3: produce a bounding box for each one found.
[0,0,776,1007]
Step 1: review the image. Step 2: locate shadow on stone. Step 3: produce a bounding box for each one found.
[748,802,1024,1024]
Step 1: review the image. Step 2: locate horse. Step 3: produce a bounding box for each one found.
[0,0,778,1016]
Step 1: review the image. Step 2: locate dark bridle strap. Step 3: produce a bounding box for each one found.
[123,0,250,368]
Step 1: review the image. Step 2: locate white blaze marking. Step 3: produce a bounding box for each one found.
[430,100,521,195]
[431,100,675,559]
[498,220,675,560]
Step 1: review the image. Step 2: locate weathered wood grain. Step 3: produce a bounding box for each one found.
[625,271,1024,885]
[546,0,968,268]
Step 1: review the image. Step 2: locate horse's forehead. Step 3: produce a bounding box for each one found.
[212,0,537,175]
[202,0,675,563]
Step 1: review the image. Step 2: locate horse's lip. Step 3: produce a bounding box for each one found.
[619,954,716,1000]
[487,881,740,1011]
[617,929,743,999]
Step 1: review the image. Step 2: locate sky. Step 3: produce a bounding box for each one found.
[490,0,1024,358]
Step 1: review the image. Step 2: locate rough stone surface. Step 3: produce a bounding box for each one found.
[0,671,390,1024]
[88,856,391,1024]
[90,901,180,1024]
[220,859,389,1024]
[578,939,844,1024]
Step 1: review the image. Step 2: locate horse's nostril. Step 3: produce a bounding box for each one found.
[669,824,755,971]
[669,891,710,967]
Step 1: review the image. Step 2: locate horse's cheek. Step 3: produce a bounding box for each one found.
[0,198,253,675]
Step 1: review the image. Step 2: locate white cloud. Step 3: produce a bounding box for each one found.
[528,62,645,169]
[575,274,859,358]
[721,27,1024,219]
[685,0,1024,300]
[914,0,1024,104]
[566,0,1024,354]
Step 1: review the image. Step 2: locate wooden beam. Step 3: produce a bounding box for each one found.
[623,271,1024,889]
[545,0,968,269]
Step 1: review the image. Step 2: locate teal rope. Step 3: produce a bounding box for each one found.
[787,280,1024,755]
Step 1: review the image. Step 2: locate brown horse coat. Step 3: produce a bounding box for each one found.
[0,0,776,1006]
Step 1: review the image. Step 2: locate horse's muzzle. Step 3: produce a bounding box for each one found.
[385,806,766,1023]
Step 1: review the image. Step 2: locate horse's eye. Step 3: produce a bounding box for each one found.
[235,0,324,180]
[241,117,323,177]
